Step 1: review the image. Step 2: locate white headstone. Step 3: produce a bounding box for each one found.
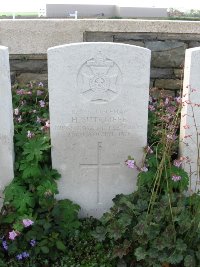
[180,47,200,191]
[0,46,14,207]
[48,42,151,218]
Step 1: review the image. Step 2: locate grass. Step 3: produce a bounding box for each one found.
[0,12,38,17]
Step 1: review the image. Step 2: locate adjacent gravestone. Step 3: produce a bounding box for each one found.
[180,47,200,191]
[48,42,151,217]
[0,46,14,207]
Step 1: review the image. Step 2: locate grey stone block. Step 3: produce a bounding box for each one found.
[155,79,182,90]
[84,32,113,42]
[10,59,47,73]
[174,69,183,78]
[145,41,186,52]
[151,68,174,79]
[16,73,48,86]
[10,71,16,85]
[188,41,200,48]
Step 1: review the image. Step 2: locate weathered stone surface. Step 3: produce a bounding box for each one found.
[84,32,113,42]
[151,47,186,68]
[145,40,187,52]
[150,88,176,97]
[151,68,174,79]
[188,41,200,48]
[0,46,14,208]
[16,73,48,86]
[113,32,158,41]
[3,20,200,54]
[155,79,182,90]
[10,71,16,84]
[10,59,47,73]
[48,42,151,218]
[180,47,200,190]
[150,79,154,88]
[174,68,183,78]
[9,54,47,60]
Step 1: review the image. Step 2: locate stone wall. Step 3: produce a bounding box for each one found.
[85,32,200,95]
[3,19,200,95]
[11,32,200,96]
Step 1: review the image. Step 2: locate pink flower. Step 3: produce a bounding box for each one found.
[173,159,182,168]
[22,219,34,228]
[9,230,18,240]
[141,166,148,172]
[148,105,155,111]
[167,134,177,141]
[14,108,19,115]
[183,124,190,129]
[45,120,50,128]
[17,116,22,123]
[172,175,181,182]
[16,89,25,95]
[27,131,34,139]
[175,96,182,104]
[39,100,45,108]
[146,146,153,154]
[125,159,135,169]
[36,116,41,123]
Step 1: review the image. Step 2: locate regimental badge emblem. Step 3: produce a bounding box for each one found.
[77,51,122,103]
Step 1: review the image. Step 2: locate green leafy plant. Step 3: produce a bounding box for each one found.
[0,82,81,265]
[95,89,200,267]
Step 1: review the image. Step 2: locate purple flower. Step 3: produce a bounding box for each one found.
[172,175,181,182]
[2,240,8,251]
[22,219,34,227]
[30,239,36,247]
[38,82,44,88]
[22,251,29,258]
[9,230,18,240]
[16,254,23,260]
[37,89,44,96]
[125,160,135,169]
[39,100,45,107]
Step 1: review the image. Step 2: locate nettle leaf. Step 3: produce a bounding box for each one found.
[184,255,196,267]
[4,182,25,202]
[52,199,80,223]
[175,239,187,252]
[13,191,35,213]
[40,166,61,181]
[168,251,183,264]
[134,246,147,261]
[113,240,131,259]
[37,180,58,197]
[20,161,41,178]
[22,137,50,162]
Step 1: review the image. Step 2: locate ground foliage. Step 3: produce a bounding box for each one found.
[1,83,200,267]
[95,89,200,266]
[0,82,115,266]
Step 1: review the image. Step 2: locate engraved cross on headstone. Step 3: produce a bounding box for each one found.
[80,142,120,204]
